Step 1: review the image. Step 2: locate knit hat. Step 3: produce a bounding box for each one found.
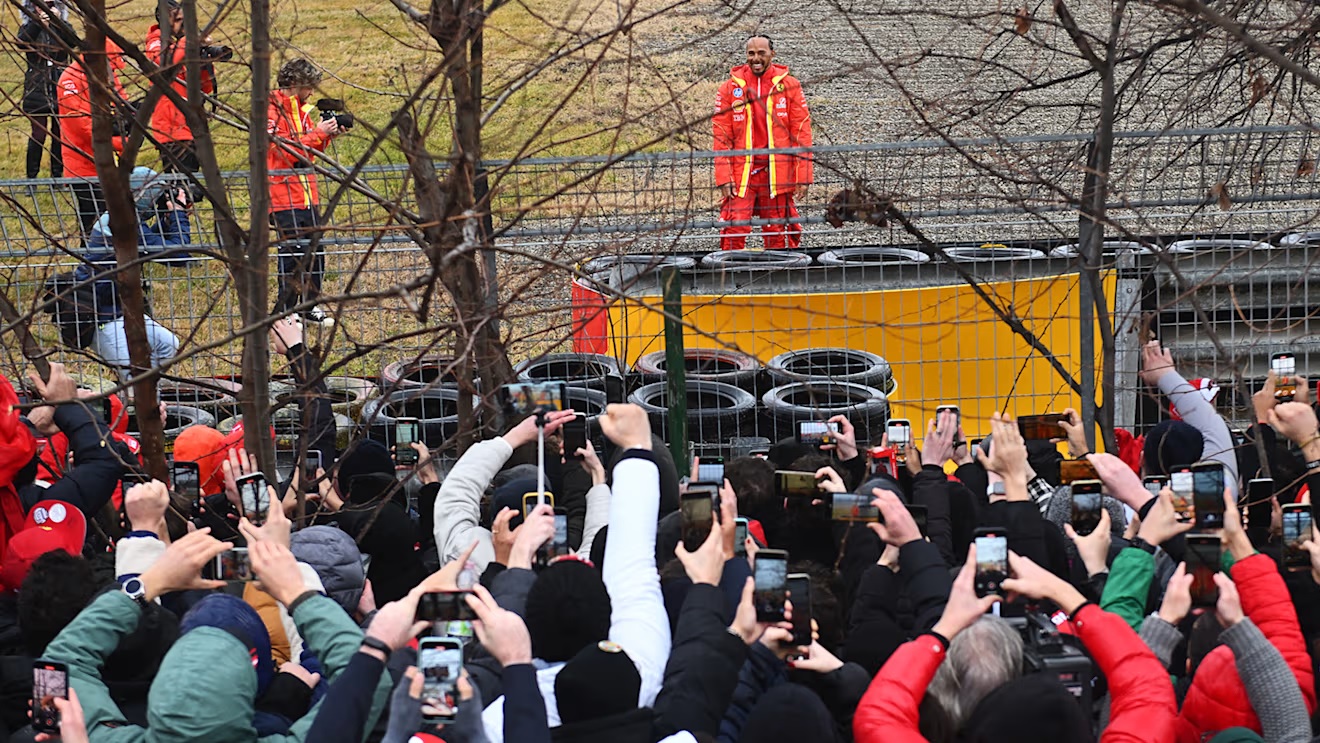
[0,500,86,591]
[855,475,903,498]
[172,425,228,495]
[554,640,640,724]
[739,683,842,743]
[491,476,543,530]
[1143,420,1204,476]
[525,560,611,663]
[179,593,275,696]
[335,440,394,502]
[960,673,1090,743]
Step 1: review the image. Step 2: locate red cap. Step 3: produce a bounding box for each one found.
[0,500,87,591]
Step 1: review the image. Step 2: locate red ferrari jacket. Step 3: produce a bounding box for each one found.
[56,50,126,179]
[712,62,812,198]
[1177,553,1316,741]
[854,604,1177,743]
[144,24,214,143]
[267,89,329,212]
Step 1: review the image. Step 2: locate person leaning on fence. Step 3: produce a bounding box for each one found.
[77,167,195,382]
[267,58,342,327]
[17,0,79,181]
[57,37,128,239]
[712,34,813,251]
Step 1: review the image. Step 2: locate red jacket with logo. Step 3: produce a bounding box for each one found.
[712,62,813,198]
[267,89,329,212]
[144,24,214,144]
[56,57,126,179]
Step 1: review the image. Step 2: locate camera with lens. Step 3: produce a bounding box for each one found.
[316,98,354,131]
[200,44,233,62]
[1007,612,1097,710]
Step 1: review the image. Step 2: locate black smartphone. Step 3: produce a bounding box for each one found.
[562,414,587,460]
[753,549,788,622]
[121,469,151,499]
[501,381,567,417]
[416,590,478,622]
[393,417,419,466]
[786,573,812,654]
[680,488,716,552]
[1272,353,1297,402]
[1059,459,1098,484]
[1018,413,1066,441]
[1192,461,1226,530]
[212,547,254,582]
[418,637,463,722]
[32,659,67,734]
[1185,534,1222,606]
[1144,475,1168,498]
[1169,468,1194,522]
[973,528,1008,598]
[694,456,725,484]
[831,493,879,522]
[1069,480,1103,536]
[1246,478,1274,532]
[734,517,749,557]
[235,472,269,526]
[907,503,928,537]
[522,491,553,518]
[796,420,839,446]
[1282,504,1312,570]
[304,451,323,493]
[171,460,200,503]
[775,470,820,499]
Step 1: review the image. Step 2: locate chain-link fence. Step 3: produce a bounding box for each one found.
[2,124,1319,461]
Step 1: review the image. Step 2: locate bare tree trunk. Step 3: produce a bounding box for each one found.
[0,291,50,381]
[84,6,167,478]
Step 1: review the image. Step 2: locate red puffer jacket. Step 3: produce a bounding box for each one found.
[1177,553,1316,741]
[854,604,1177,743]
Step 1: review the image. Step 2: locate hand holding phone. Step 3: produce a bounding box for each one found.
[797,421,839,446]
[753,549,788,622]
[235,472,270,526]
[32,660,67,734]
[393,418,419,466]
[973,529,1007,598]
[418,637,463,722]
[1272,353,1297,402]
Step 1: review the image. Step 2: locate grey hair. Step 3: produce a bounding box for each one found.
[927,616,1023,728]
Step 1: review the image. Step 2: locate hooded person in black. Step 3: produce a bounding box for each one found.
[739,684,843,743]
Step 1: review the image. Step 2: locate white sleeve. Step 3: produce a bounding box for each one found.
[576,483,612,558]
[602,454,670,707]
[433,437,514,572]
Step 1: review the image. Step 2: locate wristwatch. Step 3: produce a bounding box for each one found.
[122,577,149,607]
[988,482,1006,497]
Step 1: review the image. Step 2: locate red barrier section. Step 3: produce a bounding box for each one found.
[570,277,610,354]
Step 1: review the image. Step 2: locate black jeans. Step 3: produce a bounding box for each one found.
[270,207,324,313]
[71,181,104,242]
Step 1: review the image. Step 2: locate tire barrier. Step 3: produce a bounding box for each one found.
[634,348,761,391]
[761,381,889,443]
[1166,238,1272,253]
[700,250,813,269]
[1280,232,1320,248]
[206,376,295,402]
[818,247,929,266]
[515,353,624,392]
[1048,240,1148,258]
[156,380,239,419]
[127,404,216,452]
[275,376,378,420]
[361,386,475,449]
[380,356,460,391]
[766,348,893,390]
[943,244,1043,262]
[580,254,697,274]
[630,380,757,442]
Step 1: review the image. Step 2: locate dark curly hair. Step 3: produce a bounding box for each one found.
[18,550,101,655]
[276,58,322,89]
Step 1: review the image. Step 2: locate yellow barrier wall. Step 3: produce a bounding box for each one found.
[607,270,1115,440]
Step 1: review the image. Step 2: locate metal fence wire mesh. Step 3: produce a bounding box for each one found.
[3,123,1320,461]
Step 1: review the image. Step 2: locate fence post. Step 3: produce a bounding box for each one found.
[661,267,688,469]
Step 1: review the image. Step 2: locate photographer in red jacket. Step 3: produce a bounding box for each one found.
[144,0,230,173]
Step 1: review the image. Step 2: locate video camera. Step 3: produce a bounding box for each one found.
[200,44,234,62]
[316,98,355,131]
[1006,612,1096,710]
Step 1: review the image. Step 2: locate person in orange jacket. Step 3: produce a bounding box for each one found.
[57,38,127,239]
[266,58,341,325]
[712,35,813,251]
[144,0,228,173]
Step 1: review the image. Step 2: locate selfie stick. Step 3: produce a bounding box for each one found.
[536,410,546,505]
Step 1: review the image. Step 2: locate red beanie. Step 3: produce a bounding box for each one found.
[173,425,228,495]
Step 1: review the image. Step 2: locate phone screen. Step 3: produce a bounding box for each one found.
[214,547,253,582]
[753,551,787,622]
[680,493,715,552]
[1283,507,1313,569]
[786,574,812,650]
[1069,484,1102,536]
[734,518,749,556]
[394,419,419,465]
[1144,476,1168,497]
[1186,536,1221,606]
[831,493,879,522]
[974,534,1007,597]
[171,462,200,500]
[419,641,463,721]
[776,470,820,498]
[696,461,725,483]
[886,420,910,446]
[121,470,150,499]
[1170,470,1193,520]
[1059,459,1098,484]
[416,590,478,622]
[797,421,838,445]
[563,416,587,458]
[1193,464,1225,529]
[1018,414,1065,441]
[237,474,269,525]
[1246,479,1274,531]
[502,382,566,416]
[32,661,67,734]
[1273,354,1297,400]
[545,512,571,562]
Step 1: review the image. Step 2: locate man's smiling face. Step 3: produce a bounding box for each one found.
[745,36,774,77]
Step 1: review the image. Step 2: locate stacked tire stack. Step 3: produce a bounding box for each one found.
[514,353,620,448]
[762,348,892,444]
[629,348,760,443]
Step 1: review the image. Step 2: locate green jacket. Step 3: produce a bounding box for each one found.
[44,590,391,742]
[1100,547,1156,632]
